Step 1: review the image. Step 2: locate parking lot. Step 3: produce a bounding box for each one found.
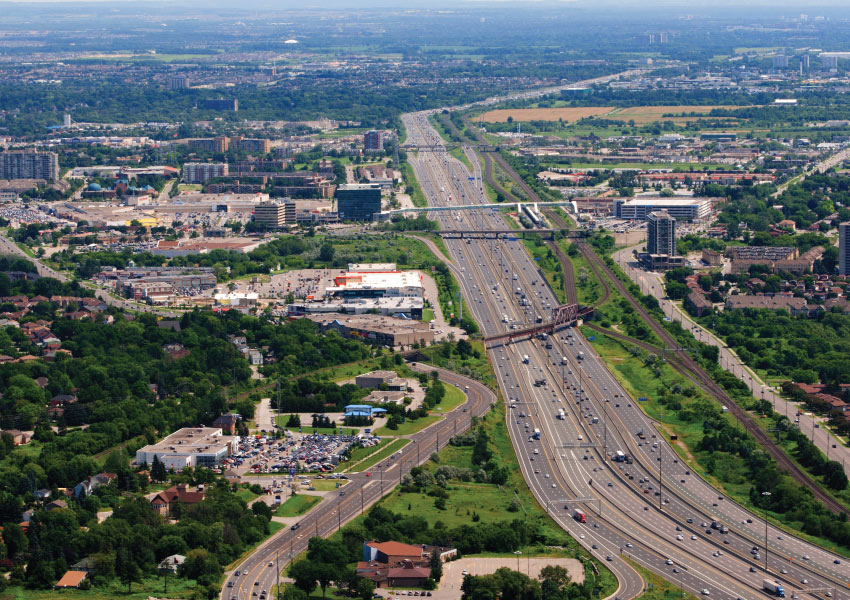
[222,432,367,477]
[233,269,338,301]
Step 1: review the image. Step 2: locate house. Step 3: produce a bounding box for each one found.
[46,500,68,511]
[150,483,206,516]
[55,570,88,589]
[1,429,29,445]
[685,292,713,317]
[249,350,263,365]
[34,376,49,388]
[213,413,238,434]
[74,472,117,498]
[158,554,186,573]
[34,489,51,501]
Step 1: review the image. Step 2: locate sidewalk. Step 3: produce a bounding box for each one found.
[612,247,850,478]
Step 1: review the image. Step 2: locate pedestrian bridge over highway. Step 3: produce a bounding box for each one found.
[381,200,577,217]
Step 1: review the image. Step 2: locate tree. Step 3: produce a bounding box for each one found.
[319,244,336,262]
[429,550,443,582]
[116,546,141,593]
[289,560,319,595]
[357,576,376,600]
[151,455,167,482]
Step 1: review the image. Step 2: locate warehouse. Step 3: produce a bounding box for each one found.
[135,427,239,472]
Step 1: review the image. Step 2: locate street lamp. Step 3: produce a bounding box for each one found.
[762,491,772,574]
[514,550,522,573]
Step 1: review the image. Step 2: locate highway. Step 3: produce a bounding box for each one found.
[400,110,850,600]
[221,366,495,600]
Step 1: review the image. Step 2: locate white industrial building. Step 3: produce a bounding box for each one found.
[614,197,712,221]
[135,427,238,472]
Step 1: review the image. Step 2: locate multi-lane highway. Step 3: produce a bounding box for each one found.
[401,111,850,600]
[221,366,495,600]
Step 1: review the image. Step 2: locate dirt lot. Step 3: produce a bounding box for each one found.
[479,107,613,123]
[479,105,745,125]
[376,557,584,599]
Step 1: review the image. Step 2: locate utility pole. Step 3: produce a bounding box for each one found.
[338,499,342,531]
[762,491,772,574]
[276,551,280,600]
[360,486,364,515]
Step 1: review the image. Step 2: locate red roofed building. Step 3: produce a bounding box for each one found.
[150,483,205,516]
[387,563,431,587]
[363,540,424,564]
[55,570,87,589]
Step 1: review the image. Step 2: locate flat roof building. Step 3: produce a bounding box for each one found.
[336,184,382,221]
[253,201,295,228]
[135,427,238,472]
[614,197,711,221]
[183,162,228,184]
[329,270,423,299]
[303,313,434,347]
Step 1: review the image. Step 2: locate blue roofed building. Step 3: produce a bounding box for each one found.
[344,405,388,417]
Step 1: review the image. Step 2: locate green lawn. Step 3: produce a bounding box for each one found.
[0,574,199,599]
[450,146,474,171]
[302,479,349,492]
[422,308,435,322]
[625,557,697,600]
[401,163,427,208]
[275,494,322,517]
[374,414,442,437]
[349,438,410,472]
[433,382,467,413]
[235,489,261,505]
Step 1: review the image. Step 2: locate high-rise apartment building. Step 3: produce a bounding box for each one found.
[364,130,383,151]
[168,75,189,90]
[183,163,229,184]
[0,151,59,182]
[336,184,382,221]
[647,210,677,256]
[840,222,850,276]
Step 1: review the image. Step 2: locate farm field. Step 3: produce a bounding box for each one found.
[479,107,613,123]
[479,105,746,125]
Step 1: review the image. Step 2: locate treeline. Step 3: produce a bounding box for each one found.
[6,475,272,597]
[0,312,373,492]
[707,307,850,386]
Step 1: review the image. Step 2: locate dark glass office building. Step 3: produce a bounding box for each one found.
[336,184,382,221]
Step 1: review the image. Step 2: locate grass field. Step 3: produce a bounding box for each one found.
[625,557,697,600]
[346,438,410,472]
[401,162,428,208]
[608,105,742,124]
[374,414,442,437]
[0,575,199,599]
[275,494,322,517]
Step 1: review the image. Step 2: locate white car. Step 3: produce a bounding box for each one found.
[701,590,710,596]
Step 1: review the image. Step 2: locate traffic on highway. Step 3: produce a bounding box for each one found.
[401,110,850,600]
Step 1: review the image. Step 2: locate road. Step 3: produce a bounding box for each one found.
[221,366,494,600]
[772,147,850,198]
[400,110,850,600]
[612,247,850,479]
[0,233,180,317]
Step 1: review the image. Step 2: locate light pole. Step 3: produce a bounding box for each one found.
[762,491,772,574]
[514,550,522,573]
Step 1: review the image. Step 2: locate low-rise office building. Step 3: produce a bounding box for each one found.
[614,197,712,221]
[135,427,239,471]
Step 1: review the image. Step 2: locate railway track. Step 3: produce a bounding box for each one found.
[435,109,850,517]
[577,236,850,517]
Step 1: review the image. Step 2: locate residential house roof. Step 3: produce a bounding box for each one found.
[55,570,87,588]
